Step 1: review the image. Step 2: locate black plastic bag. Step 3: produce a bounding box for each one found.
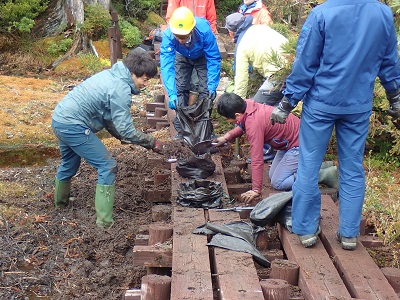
[176,153,215,179]
[176,97,213,148]
[193,221,270,267]
[177,179,222,209]
[250,191,293,227]
[275,201,293,232]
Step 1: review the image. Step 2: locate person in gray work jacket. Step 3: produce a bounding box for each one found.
[270,0,400,250]
[52,50,164,228]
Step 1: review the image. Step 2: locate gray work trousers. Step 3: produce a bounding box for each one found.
[174,53,208,133]
[252,78,285,107]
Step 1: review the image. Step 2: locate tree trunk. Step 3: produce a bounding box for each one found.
[34,0,110,69]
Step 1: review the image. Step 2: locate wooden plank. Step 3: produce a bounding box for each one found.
[209,210,264,299]
[277,224,352,299]
[217,35,227,59]
[171,207,213,300]
[320,195,399,299]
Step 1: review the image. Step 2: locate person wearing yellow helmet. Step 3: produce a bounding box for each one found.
[160,6,221,140]
[169,6,196,35]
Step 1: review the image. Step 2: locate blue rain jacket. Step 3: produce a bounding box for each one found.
[52,61,155,148]
[160,17,221,99]
[284,0,400,114]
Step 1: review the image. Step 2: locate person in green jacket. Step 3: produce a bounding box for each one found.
[52,49,164,228]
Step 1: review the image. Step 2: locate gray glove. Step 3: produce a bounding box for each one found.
[270,96,294,125]
[386,90,400,120]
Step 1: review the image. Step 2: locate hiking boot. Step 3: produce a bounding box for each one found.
[336,232,357,250]
[298,226,321,248]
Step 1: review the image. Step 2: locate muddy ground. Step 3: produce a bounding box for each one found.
[1,35,399,299]
[0,129,268,300]
[0,145,158,299]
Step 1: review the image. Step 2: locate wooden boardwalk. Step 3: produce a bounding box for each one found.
[128,83,400,300]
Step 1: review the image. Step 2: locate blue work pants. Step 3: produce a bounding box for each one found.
[52,120,117,185]
[292,104,370,237]
[269,147,299,190]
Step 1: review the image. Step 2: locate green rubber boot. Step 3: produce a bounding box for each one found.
[54,178,71,207]
[318,166,339,190]
[95,184,115,228]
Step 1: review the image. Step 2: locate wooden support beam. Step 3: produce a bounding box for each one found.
[320,195,399,299]
[133,245,172,268]
[277,223,352,299]
[270,259,299,286]
[141,274,171,300]
[208,210,264,299]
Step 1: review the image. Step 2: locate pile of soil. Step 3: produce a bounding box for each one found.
[0,145,165,299]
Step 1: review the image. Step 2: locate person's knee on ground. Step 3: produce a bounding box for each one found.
[270,177,293,191]
[318,165,339,190]
[54,177,71,207]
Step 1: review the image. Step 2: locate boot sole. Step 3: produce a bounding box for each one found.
[299,226,321,247]
[336,232,357,250]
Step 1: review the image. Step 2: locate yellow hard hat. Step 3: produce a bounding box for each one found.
[169,7,196,35]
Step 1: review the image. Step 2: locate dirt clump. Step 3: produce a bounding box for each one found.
[0,145,162,299]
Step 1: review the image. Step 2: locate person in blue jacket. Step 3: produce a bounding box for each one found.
[270,0,400,250]
[52,49,164,229]
[160,6,221,139]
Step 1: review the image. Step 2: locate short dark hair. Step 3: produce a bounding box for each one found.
[123,50,158,78]
[217,93,246,119]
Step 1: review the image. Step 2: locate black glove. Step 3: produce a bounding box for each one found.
[386,90,400,120]
[270,96,294,125]
[152,139,165,154]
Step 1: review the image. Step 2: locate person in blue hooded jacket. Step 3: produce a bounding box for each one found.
[52,50,164,228]
[160,6,221,139]
[270,0,400,250]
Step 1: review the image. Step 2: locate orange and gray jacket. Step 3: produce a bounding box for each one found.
[165,0,217,34]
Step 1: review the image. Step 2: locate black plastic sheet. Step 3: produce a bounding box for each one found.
[176,153,215,179]
[177,179,222,209]
[250,191,293,227]
[193,221,270,267]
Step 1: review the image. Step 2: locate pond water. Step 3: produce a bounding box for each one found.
[0,147,60,167]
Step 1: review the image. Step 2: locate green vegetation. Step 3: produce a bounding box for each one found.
[0,0,49,33]
[125,0,162,20]
[47,38,73,56]
[78,53,110,73]
[119,19,142,47]
[81,4,112,39]
[364,153,400,248]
